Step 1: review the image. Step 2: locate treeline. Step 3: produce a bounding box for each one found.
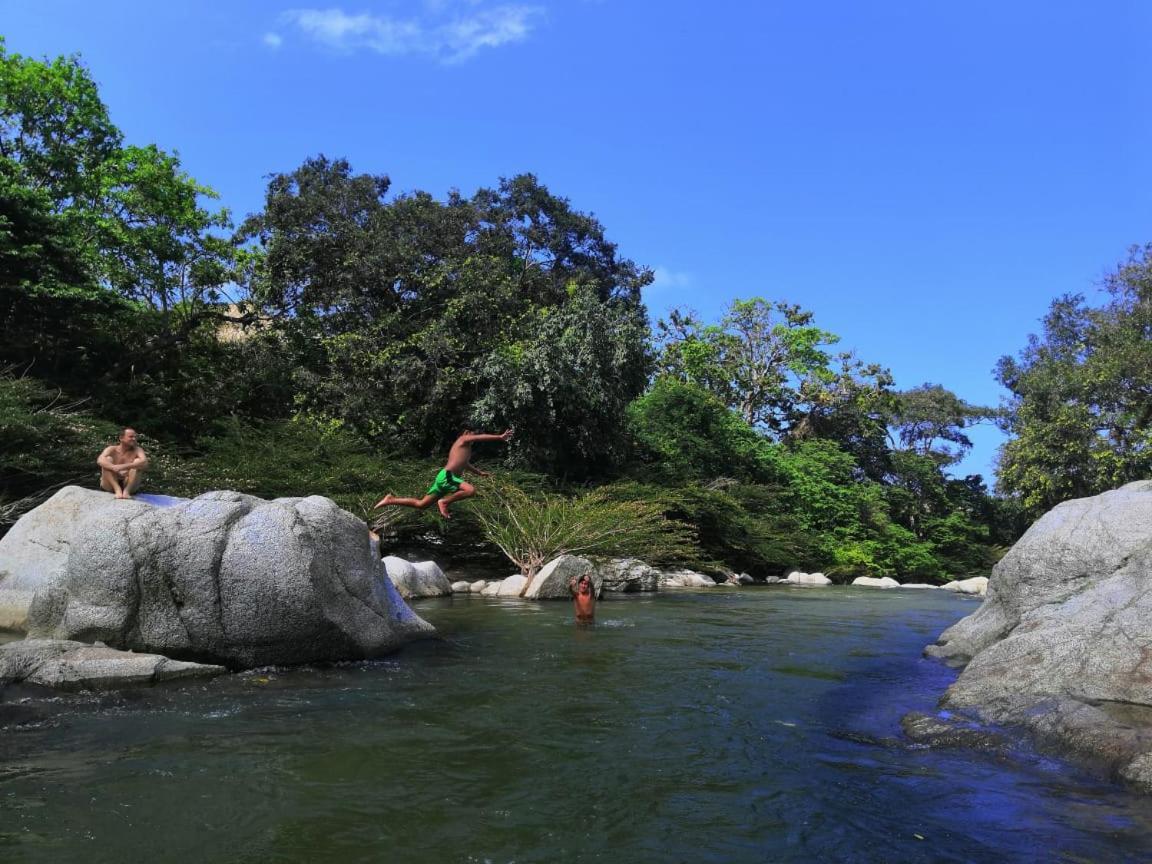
[11,40,1135,582]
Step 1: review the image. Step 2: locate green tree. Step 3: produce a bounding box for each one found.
[656,299,839,433]
[891,383,995,465]
[996,245,1152,514]
[626,376,778,482]
[1,41,239,434]
[239,159,651,474]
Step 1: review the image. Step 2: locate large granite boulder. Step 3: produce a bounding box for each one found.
[596,558,660,593]
[0,638,225,690]
[523,556,599,600]
[923,481,1152,790]
[384,556,452,599]
[1,486,434,669]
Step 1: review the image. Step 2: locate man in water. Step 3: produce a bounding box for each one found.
[570,572,597,625]
[97,427,150,499]
[373,428,513,519]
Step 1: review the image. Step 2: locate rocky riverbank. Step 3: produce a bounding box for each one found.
[918,480,1152,792]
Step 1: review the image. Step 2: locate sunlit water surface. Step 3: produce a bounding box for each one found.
[3,588,1152,863]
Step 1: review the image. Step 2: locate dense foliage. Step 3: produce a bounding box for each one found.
[0,42,1039,580]
[995,245,1152,516]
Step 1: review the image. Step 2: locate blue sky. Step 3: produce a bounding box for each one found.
[3,1,1150,481]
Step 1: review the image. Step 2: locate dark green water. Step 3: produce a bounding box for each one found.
[4,587,1152,863]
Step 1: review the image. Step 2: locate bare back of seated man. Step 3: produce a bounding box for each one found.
[97,427,150,499]
[374,428,513,519]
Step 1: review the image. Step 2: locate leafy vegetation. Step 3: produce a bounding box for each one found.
[995,244,1152,516]
[0,40,1087,583]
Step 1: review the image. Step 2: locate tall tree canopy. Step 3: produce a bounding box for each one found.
[238,158,652,475]
[995,244,1152,514]
[0,40,235,419]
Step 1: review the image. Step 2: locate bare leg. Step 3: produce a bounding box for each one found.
[437,483,475,519]
[123,468,144,497]
[374,493,436,510]
[100,468,127,499]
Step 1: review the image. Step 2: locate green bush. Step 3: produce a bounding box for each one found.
[472,481,697,579]
[0,373,119,527]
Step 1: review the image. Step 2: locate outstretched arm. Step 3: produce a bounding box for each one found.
[459,429,515,444]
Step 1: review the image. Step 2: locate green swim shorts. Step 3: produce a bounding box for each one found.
[427,468,463,498]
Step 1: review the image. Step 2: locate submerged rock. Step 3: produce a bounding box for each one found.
[661,569,717,588]
[784,571,832,586]
[852,576,900,588]
[900,711,1010,753]
[924,480,1152,791]
[0,486,434,669]
[0,638,225,690]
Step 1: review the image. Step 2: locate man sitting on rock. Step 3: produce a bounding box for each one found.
[97,427,150,499]
[374,428,513,519]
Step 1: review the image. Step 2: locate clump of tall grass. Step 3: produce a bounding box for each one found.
[472,481,697,582]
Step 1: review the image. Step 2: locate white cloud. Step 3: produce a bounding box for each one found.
[649,267,694,292]
[280,5,542,62]
[263,32,284,48]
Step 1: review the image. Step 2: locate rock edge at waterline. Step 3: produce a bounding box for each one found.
[0,638,226,690]
[919,480,1152,792]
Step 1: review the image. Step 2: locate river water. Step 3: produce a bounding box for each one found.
[3,587,1152,863]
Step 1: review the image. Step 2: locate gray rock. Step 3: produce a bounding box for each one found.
[899,583,938,589]
[661,569,717,588]
[450,581,471,593]
[736,573,755,585]
[0,486,101,632]
[480,581,502,596]
[497,575,529,597]
[924,480,1152,790]
[852,576,900,588]
[0,638,225,690]
[941,576,988,596]
[785,572,832,586]
[596,558,661,593]
[470,580,488,593]
[384,556,452,599]
[5,486,433,669]
[524,556,598,599]
[900,711,1010,752]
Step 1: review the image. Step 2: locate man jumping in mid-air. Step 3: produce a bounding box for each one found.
[374,428,513,519]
